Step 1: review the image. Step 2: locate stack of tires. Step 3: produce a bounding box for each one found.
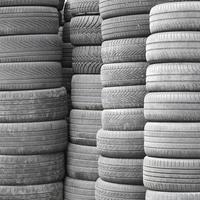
[64,0,102,199]
[0,1,68,199]
[96,1,150,199]
[144,2,200,199]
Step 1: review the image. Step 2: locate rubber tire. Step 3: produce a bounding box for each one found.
[62,68,73,91]
[67,143,98,181]
[98,156,143,184]
[97,129,144,158]
[146,32,200,64]
[146,63,200,92]
[0,34,62,63]
[0,153,64,185]
[101,62,147,87]
[144,156,200,192]
[102,38,146,64]
[70,109,102,146]
[102,85,146,109]
[144,92,200,122]
[63,43,73,68]
[102,108,145,131]
[63,22,70,43]
[72,46,102,74]
[71,75,102,110]
[0,87,67,123]
[95,178,146,200]
[70,15,102,45]
[102,14,149,41]
[64,2,72,22]
[150,2,200,33]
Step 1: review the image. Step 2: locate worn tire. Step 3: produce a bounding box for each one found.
[64,177,95,200]
[101,62,147,87]
[95,178,146,200]
[146,32,200,63]
[97,129,144,158]
[63,43,73,68]
[67,143,98,181]
[144,156,200,192]
[102,38,146,64]
[102,108,145,131]
[70,15,102,45]
[146,63,200,92]
[144,92,200,122]
[102,14,149,41]
[70,109,102,146]
[72,46,102,74]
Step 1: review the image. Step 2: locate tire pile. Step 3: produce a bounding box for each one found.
[64,0,103,199]
[0,0,68,199]
[144,2,200,199]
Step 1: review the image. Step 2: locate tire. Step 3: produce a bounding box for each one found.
[146,63,200,92]
[0,7,58,36]
[146,32,200,64]
[68,0,99,16]
[0,34,62,63]
[70,109,102,146]
[150,2,200,33]
[67,143,98,181]
[0,183,63,200]
[64,177,95,200]
[0,62,62,90]
[63,43,73,68]
[146,190,200,200]
[72,46,102,74]
[64,2,72,22]
[62,68,73,91]
[102,38,146,64]
[70,15,102,45]
[144,92,200,122]
[102,85,146,109]
[102,14,149,41]
[145,122,200,158]
[97,129,144,158]
[0,153,64,185]
[102,108,145,131]
[71,75,102,110]
[0,87,67,123]
[101,62,147,87]
[63,22,70,43]
[95,178,146,200]
[98,156,143,184]
[144,156,200,192]
[58,0,65,10]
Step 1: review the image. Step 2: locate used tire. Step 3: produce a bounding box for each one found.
[144,92,200,122]
[144,156,200,192]
[67,143,98,181]
[70,109,102,146]
[63,43,73,68]
[63,22,70,43]
[97,129,144,158]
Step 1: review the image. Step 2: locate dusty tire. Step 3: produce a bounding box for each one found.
[64,177,95,200]
[72,46,102,74]
[70,109,102,146]
[70,15,102,45]
[150,2,200,33]
[0,153,64,185]
[144,92,200,122]
[63,43,73,68]
[144,156,200,192]
[146,63,200,92]
[101,62,147,87]
[0,87,67,123]
[102,38,146,64]
[98,156,143,184]
[95,178,146,200]
[67,143,98,181]
[102,108,145,131]
[97,129,144,158]
[71,75,102,110]
[102,85,146,109]
[146,32,200,63]
[102,14,149,41]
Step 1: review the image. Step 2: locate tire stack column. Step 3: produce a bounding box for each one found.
[144,2,200,199]
[64,0,103,199]
[0,1,67,199]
